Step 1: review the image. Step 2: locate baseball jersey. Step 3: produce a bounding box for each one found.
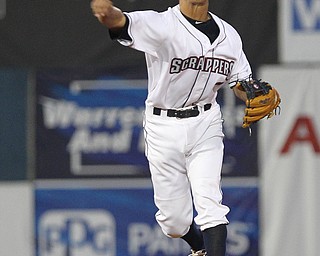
[116,5,252,109]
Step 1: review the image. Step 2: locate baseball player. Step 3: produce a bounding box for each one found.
[91,0,251,255]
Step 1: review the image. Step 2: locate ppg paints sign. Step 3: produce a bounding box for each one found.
[35,186,259,256]
[280,0,320,62]
[38,210,116,256]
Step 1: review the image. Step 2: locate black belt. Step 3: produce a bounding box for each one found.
[153,103,212,118]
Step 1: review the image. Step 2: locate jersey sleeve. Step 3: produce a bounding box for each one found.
[117,10,170,57]
[228,50,252,88]
[109,15,132,41]
[224,24,252,88]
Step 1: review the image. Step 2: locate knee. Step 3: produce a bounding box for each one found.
[156,211,192,238]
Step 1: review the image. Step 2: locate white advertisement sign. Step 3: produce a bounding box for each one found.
[0,182,33,256]
[280,0,320,62]
[258,65,320,256]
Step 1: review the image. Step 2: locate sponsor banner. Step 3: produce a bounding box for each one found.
[36,71,149,178]
[259,66,320,256]
[280,0,320,62]
[35,179,258,256]
[35,69,258,178]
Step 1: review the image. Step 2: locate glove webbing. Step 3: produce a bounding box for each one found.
[241,80,271,100]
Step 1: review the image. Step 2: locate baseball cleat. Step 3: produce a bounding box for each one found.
[188,249,207,256]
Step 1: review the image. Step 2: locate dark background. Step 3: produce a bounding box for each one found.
[0,0,278,70]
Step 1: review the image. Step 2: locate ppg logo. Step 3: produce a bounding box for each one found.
[292,0,320,30]
[38,210,116,256]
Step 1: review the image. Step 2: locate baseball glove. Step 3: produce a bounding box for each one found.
[236,79,281,128]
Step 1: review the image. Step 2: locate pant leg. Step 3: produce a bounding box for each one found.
[185,111,230,230]
[144,113,194,237]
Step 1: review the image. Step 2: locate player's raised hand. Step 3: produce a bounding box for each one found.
[90,0,126,28]
[91,0,112,23]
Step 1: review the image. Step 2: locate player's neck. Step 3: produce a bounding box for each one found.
[179,2,209,22]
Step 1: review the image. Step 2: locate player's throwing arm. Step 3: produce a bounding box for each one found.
[91,0,126,29]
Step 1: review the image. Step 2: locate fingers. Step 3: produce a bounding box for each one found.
[91,0,112,19]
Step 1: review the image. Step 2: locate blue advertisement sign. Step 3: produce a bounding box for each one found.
[36,70,149,178]
[292,0,320,31]
[35,180,258,256]
[36,69,257,178]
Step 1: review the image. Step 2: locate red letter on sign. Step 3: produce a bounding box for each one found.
[281,116,320,154]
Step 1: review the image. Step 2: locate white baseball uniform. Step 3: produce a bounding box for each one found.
[116,5,252,237]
